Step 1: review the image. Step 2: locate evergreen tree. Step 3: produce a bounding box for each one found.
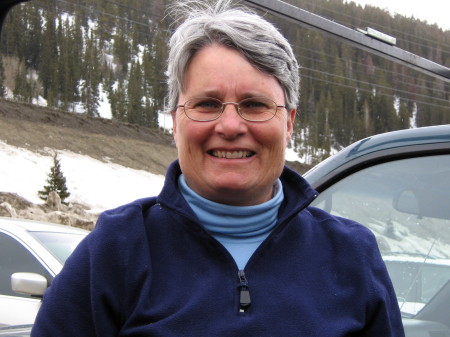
[95,0,113,49]
[127,60,145,124]
[58,17,81,110]
[143,28,168,127]
[39,6,59,104]
[38,153,71,204]
[112,25,131,75]
[22,3,42,70]
[1,0,449,166]
[142,46,159,128]
[110,78,127,121]
[81,31,101,116]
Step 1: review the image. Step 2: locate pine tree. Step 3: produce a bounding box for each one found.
[110,78,127,121]
[81,31,101,116]
[127,60,144,124]
[112,25,131,75]
[39,6,58,104]
[38,153,71,204]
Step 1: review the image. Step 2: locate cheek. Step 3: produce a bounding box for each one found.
[173,114,190,144]
[174,119,210,155]
[256,120,289,149]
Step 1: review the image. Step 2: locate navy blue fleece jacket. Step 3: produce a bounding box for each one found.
[31,160,404,336]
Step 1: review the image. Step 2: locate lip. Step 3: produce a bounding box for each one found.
[208,149,256,159]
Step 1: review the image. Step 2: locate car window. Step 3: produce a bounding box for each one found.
[0,232,52,298]
[310,154,450,316]
[28,231,86,264]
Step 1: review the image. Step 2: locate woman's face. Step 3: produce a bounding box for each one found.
[172,45,296,206]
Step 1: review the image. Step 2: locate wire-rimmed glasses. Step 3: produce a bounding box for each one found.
[176,97,286,122]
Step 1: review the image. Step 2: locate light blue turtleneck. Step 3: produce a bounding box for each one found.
[178,175,284,269]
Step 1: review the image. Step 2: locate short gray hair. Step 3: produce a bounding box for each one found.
[165,0,300,113]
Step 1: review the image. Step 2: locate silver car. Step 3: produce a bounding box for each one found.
[0,217,89,325]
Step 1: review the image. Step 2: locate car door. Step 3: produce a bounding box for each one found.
[0,231,52,325]
[308,153,450,335]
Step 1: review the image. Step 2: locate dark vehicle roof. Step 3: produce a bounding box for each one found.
[304,125,450,191]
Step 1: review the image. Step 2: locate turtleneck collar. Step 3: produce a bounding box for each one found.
[178,174,284,269]
[179,174,283,239]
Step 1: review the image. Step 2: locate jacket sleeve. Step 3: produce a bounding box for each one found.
[31,202,149,337]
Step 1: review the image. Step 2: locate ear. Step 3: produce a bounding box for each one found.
[286,108,296,142]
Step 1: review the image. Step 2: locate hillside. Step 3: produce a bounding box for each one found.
[3,0,448,167]
[0,98,310,177]
[0,98,312,228]
[0,98,178,176]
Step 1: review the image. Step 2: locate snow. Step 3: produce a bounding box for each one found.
[158,112,173,132]
[1,85,306,213]
[285,146,303,162]
[0,140,165,213]
[0,137,306,213]
[0,83,304,212]
[98,83,112,119]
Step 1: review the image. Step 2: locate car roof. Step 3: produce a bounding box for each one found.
[0,217,89,276]
[0,217,90,235]
[338,124,450,158]
[304,125,450,190]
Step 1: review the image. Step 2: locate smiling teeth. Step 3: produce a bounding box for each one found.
[211,151,253,159]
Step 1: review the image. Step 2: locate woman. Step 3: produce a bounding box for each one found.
[32,1,404,336]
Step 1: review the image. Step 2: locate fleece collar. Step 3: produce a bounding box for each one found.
[158,160,318,225]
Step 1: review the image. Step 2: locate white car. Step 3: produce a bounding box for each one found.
[0,217,89,325]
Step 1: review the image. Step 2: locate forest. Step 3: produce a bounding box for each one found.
[1,0,449,164]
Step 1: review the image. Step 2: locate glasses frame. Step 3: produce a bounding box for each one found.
[176,96,286,122]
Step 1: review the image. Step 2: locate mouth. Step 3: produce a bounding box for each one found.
[208,150,255,159]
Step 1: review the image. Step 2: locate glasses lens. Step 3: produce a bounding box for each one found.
[239,97,277,121]
[185,97,222,121]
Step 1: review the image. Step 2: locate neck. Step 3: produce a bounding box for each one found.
[178,175,284,269]
[178,175,284,238]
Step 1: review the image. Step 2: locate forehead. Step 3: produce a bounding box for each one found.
[182,45,284,101]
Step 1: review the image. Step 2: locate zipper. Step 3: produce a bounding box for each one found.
[238,270,251,313]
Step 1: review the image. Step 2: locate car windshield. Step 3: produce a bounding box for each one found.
[28,231,86,264]
[310,154,450,317]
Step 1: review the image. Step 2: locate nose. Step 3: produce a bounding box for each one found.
[215,103,247,138]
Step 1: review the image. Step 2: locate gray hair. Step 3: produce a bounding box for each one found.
[165,0,300,113]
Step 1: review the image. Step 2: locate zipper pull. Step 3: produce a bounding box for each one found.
[238,270,251,312]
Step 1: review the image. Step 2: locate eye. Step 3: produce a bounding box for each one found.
[191,98,222,111]
[240,98,272,110]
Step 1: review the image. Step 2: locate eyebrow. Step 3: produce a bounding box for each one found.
[190,90,274,101]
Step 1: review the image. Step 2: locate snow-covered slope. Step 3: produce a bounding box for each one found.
[0,140,165,213]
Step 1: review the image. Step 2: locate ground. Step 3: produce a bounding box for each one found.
[0,98,310,176]
[0,98,311,226]
[0,98,178,175]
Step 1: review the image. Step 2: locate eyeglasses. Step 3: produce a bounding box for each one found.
[176,97,286,122]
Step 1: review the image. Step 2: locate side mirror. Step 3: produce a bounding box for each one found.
[11,272,48,298]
